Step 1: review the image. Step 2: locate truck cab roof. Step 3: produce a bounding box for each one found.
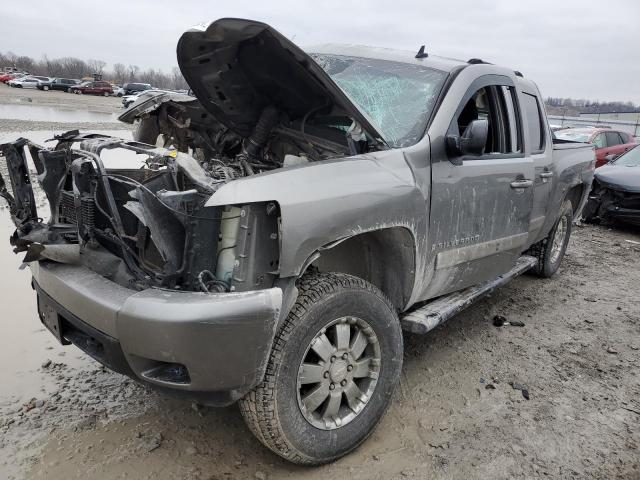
[305,43,469,73]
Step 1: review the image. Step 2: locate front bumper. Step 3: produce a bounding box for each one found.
[602,206,640,226]
[31,261,282,406]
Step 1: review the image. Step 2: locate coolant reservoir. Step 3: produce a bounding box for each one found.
[216,206,242,285]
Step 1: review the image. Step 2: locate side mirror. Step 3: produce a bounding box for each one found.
[446,119,489,165]
[604,153,617,163]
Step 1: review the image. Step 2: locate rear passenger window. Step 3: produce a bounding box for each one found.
[499,86,521,153]
[605,131,623,146]
[522,93,545,153]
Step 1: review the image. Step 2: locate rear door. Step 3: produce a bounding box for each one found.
[427,75,534,296]
[617,131,637,155]
[602,131,627,164]
[522,90,553,238]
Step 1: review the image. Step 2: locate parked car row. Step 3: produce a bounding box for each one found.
[1,72,152,97]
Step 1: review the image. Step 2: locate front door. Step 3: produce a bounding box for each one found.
[426,76,534,297]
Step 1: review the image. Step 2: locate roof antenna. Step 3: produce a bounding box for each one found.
[415,45,428,59]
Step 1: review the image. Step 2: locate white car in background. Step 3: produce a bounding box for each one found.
[9,76,50,88]
[7,75,28,86]
[112,85,125,97]
[122,89,167,108]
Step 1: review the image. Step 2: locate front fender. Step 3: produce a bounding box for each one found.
[205,150,425,278]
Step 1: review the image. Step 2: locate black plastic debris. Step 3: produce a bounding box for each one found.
[493,315,525,327]
[493,315,507,326]
[522,389,530,400]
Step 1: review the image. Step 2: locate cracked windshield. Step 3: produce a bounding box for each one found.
[313,54,447,147]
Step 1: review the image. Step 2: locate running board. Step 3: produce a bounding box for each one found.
[401,255,537,334]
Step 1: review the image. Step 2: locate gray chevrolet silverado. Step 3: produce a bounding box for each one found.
[0,18,595,464]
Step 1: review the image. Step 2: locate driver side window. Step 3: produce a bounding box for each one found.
[455,85,521,156]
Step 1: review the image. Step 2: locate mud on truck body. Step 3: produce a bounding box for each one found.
[0,19,595,464]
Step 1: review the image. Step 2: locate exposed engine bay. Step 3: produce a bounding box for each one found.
[0,97,380,294]
[0,19,390,295]
[0,131,291,293]
[123,95,374,182]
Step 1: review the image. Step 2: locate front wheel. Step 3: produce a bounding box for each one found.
[240,273,403,465]
[530,200,573,278]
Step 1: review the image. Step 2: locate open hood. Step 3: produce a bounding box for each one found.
[176,18,386,144]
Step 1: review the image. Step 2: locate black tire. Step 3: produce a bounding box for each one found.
[239,272,403,465]
[530,200,573,278]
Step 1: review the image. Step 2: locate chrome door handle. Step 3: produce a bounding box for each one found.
[510,179,533,189]
[539,172,553,178]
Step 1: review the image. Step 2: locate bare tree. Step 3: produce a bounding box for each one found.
[171,66,188,90]
[112,62,127,84]
[87,59,107,76]
[0,49,190,90]
[127,64,139,82]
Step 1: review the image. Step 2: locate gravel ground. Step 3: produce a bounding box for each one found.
[0,83,130,132]
[0,90,638,480]
[0,84,122,110]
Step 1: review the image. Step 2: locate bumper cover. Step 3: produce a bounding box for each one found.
[31,261,282,406]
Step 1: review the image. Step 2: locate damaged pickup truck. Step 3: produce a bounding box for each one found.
[0,18,596,464]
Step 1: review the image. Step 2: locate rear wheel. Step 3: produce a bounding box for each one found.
[103,91,109,97]
[239,273,403,465]
[530,200,573,278]
[43,85,49,91]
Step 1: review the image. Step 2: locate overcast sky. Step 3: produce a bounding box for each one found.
[2,0,639,103]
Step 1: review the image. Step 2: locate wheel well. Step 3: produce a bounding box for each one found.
[565,184,585,216]
[309,227,415,311]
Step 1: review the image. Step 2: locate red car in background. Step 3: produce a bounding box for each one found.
[69,80,113,96]
[0,73,23,83]
[555,127,637,168]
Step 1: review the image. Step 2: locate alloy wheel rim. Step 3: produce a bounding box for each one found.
[296,316,381,430]
[550,216,568,264]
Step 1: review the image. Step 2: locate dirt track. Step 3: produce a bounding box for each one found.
[0,89,639,480]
